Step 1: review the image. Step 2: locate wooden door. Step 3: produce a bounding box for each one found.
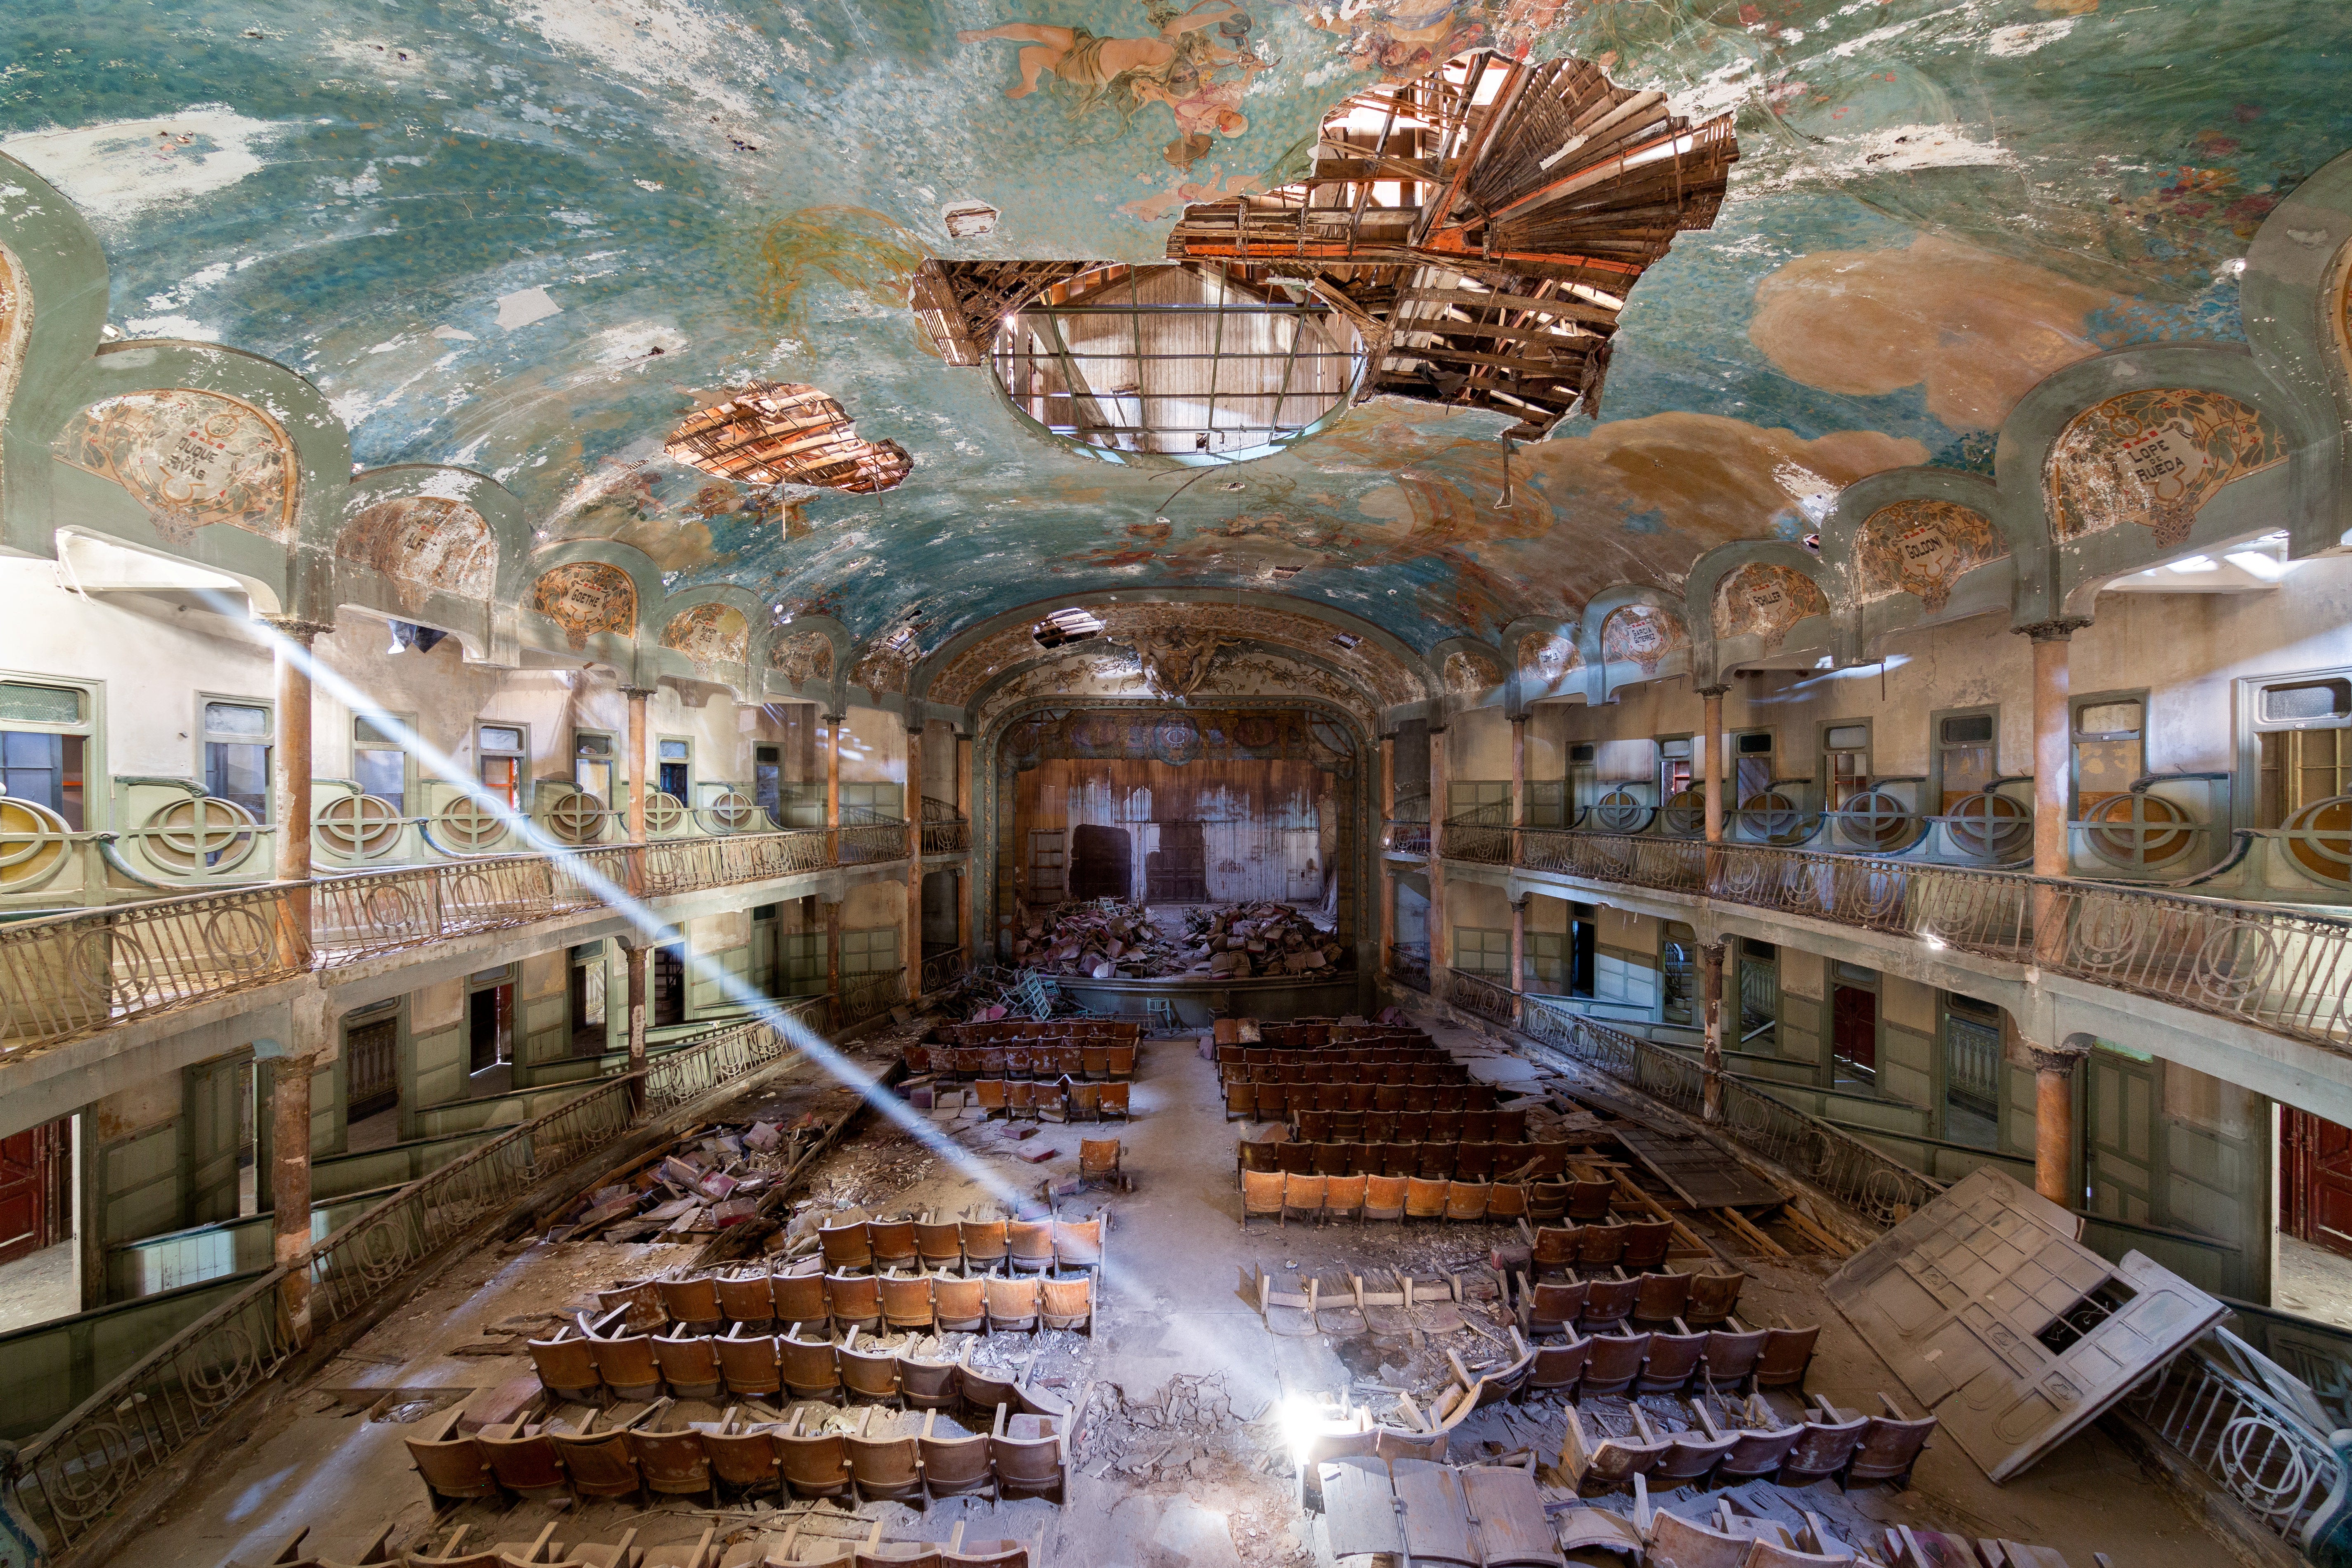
[1831,986,1877,1076]
[2281,1107,2352,1258]
[345,1016,399,1121]
[468,987,499,1073]
[1027,830,1066,904]
[0,1116,69,1264]
[183,1052,251,1225]
[2086,1050,2156,1225]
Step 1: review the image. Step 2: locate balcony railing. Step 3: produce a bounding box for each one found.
[641,1003,824,1115]
[1506,829,2352,1054]
[1387,942,1429,993]
[838,968,908,1026]
[1444,966,1517,1026]
[920,945,970,995]
[920,797,971,856]
[0,827,906,1058]
[1438,802,1514,865]
[1384,820,1432,857]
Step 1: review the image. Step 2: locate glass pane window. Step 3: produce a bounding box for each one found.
[480,754,521,810]
[1824,723,1871,811]
[841,927,899,975]
[355,716,405,814]
[202,700,272,820]
[658,740,690,762]
[0,730,86,828]
[1453,927,1511,978]
[574,732,616,805]
[203,701,270,738]
[1657,737,1693,799]
[479,725,524,753]
[2254,674,2352,827]
[1732,731,1775,802]
[2073,695,2145,814]
[1526,930,1569,991]
[1937,710,1996,812]
[0,682,84,725]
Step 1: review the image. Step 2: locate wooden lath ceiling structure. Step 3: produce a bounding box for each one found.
[663,381,913,494]
[1161,52,1737,439]
[910,261,1098,368]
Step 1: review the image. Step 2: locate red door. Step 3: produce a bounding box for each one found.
[1832,986,1878,1075]
[2281,1108,2352,1258]
[0,1116,70,1265]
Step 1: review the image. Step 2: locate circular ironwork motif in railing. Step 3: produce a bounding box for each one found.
[436,795,511,852]
[1944,791,2030,861]
[1660,788,1705,837]
[644,790,686,834]
[345,1214,420,1288]
[2187,920,2281,1008]
[544,788,609,846]
[1779,859,1829,915]
[1722,852,1770,903]
[1591,788,1650,834]
[2066,894,2158,974]
[2217,1413,2317,1519]
[201,906,279,974]
[2282,794,2352,889]
[353,878,429,939]
[184,1320,268,1411]
[1739,791,1818,847]
[68,925,148,1010]
[0,795,72,886]
[1860,1166,1919,1225]
[1854,868,1907,924]
[315,792,403,858]
[145,795,260,874]
[704,789,759,832]
[2083,792,2198,870]
[1834,789,1923,853]
[40,1419,139,1524]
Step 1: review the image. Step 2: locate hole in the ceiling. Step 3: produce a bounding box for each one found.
[942,200,999,239]
[1266,564,1304,582]
[1330,631,1361,649]
[988,263,1366,470]
[663,382,911,494]
[1032,607,1105,648]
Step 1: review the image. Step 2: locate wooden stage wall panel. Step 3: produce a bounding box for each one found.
[1015,757,1338,908]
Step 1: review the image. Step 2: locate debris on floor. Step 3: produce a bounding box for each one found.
[1002,900,1344,979]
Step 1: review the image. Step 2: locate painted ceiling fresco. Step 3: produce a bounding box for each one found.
[2,0,2344,656]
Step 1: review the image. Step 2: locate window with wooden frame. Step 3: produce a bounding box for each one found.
[573,730,617,806]
[2070,691,2146,818]
[1453,927,1511,978]
[2249,672,2352,827]
[1820,721,1872,814]
[1656,736,1693,801]
[201,696,273,820]
[1931,707,1998,813]
[354,713,410,816]
[0,676,96,830]
[477,722,528,810]
[1730,729,1775,803]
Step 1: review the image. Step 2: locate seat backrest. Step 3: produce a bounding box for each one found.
[1532,1225,1580,1267]
[960,1218,1010,1262]
[1704,1328,1769,1381]
[1756,1324,1820,1384]
[820,1223,873,1270]
[915,1221,964,1267]
[1851,1413,1936,1476]
[839,1342,901,1397]
[1284,1173,1327,1210]
[1784,1414,1869,1474]
[1529,1337,1592,1390]
[1643,1331,1707,1380]
[477,1431,564,1491]
[868,1219,918,1264]
[933,1276,987,1325]
[1276,1140,1313,1175]
[406,1431,494,1491]
[1100,1083,1130,1114]
[1313,1142,1351,1176]
[1634,1269,1692,1321]
[772,1268,828,1325]
[1584,1277,1640,1321]
[1646,1510,1752,1568]
[628,1428,711,1485]
[1404,1176,1448,1216]
[1008,1220,1053,1263]
[1584,1332,1652,1382]
[960,1362,1020,1411]
[654,1329,721,1379]
[1531,1279,1588,1324]
[702,1428,780,1485]
[1567,1178,1616,1220]
[826,1273,882,1320]
[659,1274,722,1323]
[527,1334,599,1389]
[1621,1218,1675,1271]
[1443,1180,1489,1220]
[1242,1168,1285,1214]
[714,1272,776,1322]
[1040,1277,1093,1325]
[779,1430,851,1488]
[549,1431,640,1490]
[879,1273,935,1325]
[1079,1138,1119,1173]
[1053,1217,1103,1265]
[1362,1173,1408,1214]
[779,1334,841,1393]
[1687,1269,1746,1323]
[985,1276,1039,1324]
[918,1420,992,1484]
[588,1333,660,1384]
[1579,1222,1628,1267]
[716,1330,781,1385]
[1323,1174,1368,1211]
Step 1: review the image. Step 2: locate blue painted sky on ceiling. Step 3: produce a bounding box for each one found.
[2,0,2343,652]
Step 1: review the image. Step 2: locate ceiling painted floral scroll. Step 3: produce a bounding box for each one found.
[531,563,637,650]
[2044,389,2288,548]
[1712,563,1830,652]
[1600,605,1689,678]
[336,497,496,611]
[1855,501,2007,614]
[662,603,751,679]
[55,389,296,546]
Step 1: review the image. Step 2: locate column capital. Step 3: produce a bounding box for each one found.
[1508,892,1530,911]
[1695,683,1731,699]
[2017,617,2093,644]
[822,711,847,724]
[2022,1039,2091,1074]
[620,685,659,701]
[263,615,336,643]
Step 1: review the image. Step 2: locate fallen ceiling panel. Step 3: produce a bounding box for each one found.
[1824,1167,2227,1482]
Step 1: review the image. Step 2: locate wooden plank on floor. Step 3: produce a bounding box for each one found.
[1614,1123,1789,1209]
[1545,1081,1684,1138]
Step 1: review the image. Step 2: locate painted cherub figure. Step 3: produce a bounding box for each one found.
[959,1,1263,124]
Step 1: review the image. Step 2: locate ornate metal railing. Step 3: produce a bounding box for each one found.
[920,946,970,995]
[1518,995,1945,1227]
[641,1005,823,1114]
[1508,830,2352,1052]
[1445,966,1517,1025]
[0,828,904,1057]
[9,1071,639,1554]
[920,797,971,856]
[1385,819,1432,857]
[1439,802,1513,865]
[838,968,907,1025]
[1387,942,1430,993]
[2126,1329,2352,1553]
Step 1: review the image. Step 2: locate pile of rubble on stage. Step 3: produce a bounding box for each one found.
[1003,900,1346,981]
[548,1118,829,1243]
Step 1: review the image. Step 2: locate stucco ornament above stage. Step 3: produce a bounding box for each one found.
[1712,562,1829,652]
[2043,389,2289,547]
[336,497,497,611]
[1855,500,2007,613]
[1117,626,1238,698]
[54,390,295,545]
[531,563,637,651]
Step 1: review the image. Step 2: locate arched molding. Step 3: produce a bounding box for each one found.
[759,613,853,712]
[2240,144,2352,558]
[1683,542,1840,681]
[1426,635,1509,716]
[521,539,662,682]
[332,465,529,663]
[1817,468,2014,660]
[1498,615,1585,715]
[961,634,1387,735]
[1578,584,1691,702]
[653,581,765,698]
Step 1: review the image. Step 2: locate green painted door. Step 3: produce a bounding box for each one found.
[182,1051,251,1225]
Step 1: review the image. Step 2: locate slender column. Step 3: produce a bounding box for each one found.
[625,940,650,1082]
[1378,733,1398,972]
[823,899,843,1028]
[1509,894,1527,1026]
[1699,686,1728,846]
[825,713,844,829]
[2022,620,2087,962]
[267,992,331,1343]
[953,733,972,955]
[906,724,924,996]
[2026,1041,2087,1206]
[1428,724,1450,976]
[268,622,327,966]
[1509,716,1526,827]
[623,686,653,896]
[1699,939,1726,1123]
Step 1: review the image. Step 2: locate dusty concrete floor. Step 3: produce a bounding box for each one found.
[133,1010,2237,1568]
[2275,1235,2352,1331]
[0,1238,77,1332]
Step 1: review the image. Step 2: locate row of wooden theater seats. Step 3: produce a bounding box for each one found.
[1223,1081,1495,1120]
[1223,1053,1458,1090]
[1214,1044,1454,1074]
[1563,1390,1938,1497]
[937,1019,1139,1045]
[1516,1265,1749,1333]
[406,1519,1041,1568]
[1517,1317,1816,1401]
[961,1080,1130,1119]
[407,1398,1068,1512]
[1295,1105,1530,1142]
[906,1044,1136,1080]
[1238,1140,1573,1180]
[811,1211,1105,1277]
[1212,1019,1432,1047]
[552,1273,1097,1381]
[1242,1170,1599,1226]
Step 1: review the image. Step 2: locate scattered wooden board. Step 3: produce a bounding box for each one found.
[1614,1124,1789,1210]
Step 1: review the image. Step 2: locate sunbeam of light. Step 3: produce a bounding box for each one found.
[222,600,1056,1227]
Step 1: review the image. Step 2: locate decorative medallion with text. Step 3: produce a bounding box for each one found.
[2045,388,2287,546]
[531,563,637,650]
[337,496,497,610]
[1856,499,2006,613]
[1712,562,1829,650]
[56,389,297,545]
[771,630,835,683]
[1600,604,1688,676]
[662,603,751,678]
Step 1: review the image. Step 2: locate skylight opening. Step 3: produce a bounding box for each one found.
[663,381,912,494]
[1032,607,1105,648]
